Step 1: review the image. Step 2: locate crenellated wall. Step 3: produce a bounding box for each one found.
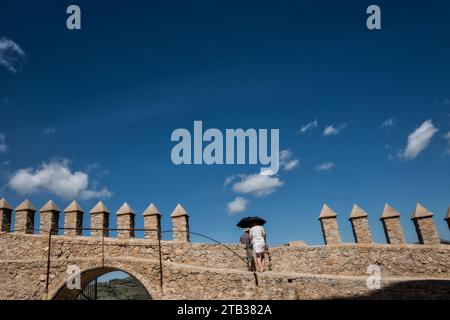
[0,198,449,300]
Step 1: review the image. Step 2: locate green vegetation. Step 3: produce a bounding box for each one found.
[97,276,151,300]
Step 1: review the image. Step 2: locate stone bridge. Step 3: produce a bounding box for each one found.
[0,199,449,300]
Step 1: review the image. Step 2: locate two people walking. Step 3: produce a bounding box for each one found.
[238,217,267,272]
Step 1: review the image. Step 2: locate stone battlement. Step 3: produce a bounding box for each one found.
[0,198,449,300]
[319,203,449,245]
[1,198,449,246]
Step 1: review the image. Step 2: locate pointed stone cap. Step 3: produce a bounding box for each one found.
[380,204,400,219]
[0,198,12,210]
[64,200,83,213]
[40,200,60,212]
[349,204,368,219]
[171,204,189,217]
[412,203,433,219]
[90,201,109,214]
[445,207,450,221]
[319,204,337,219]
[15,199,36,212]
[116,202,135,215]
[143,203,161,216]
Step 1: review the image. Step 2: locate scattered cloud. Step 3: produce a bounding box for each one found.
[226,149,297,199]
[43,127,56,135]
[0,37,25,73]
[434,97,450,105]
[444,131,450,155]
[224,174,244,186]
[227,197,249,215]
[381,118,396,128]
[398,120,438,160]
[298,119,318,134]
[8,159,112,200]
[0,134,8,153]
[232,172,283,197]
[315,162,334,171]
[323,123,346,136]
[279,149,299,171]
[86,162,109,177]
[80,188,112,200]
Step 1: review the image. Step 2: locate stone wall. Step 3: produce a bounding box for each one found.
[0,198,449,300]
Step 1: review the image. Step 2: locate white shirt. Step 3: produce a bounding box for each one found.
[250,225,265,242]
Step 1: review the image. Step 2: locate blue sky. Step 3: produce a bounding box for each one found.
[0,0,449,246]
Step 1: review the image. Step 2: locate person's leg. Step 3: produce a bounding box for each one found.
[257,254,260,272]
[260,252,265,272]
[247,250,254,271]
[256,253,263,272]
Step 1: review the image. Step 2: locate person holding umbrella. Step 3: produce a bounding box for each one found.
[237,216,267,272]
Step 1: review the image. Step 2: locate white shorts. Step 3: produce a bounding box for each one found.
[252,240,265,253]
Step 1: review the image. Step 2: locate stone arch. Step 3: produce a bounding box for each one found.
[49,261,162,300]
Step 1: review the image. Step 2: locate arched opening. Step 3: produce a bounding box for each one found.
[52,267,152,300]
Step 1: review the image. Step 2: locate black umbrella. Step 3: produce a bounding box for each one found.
[236,216,266,228]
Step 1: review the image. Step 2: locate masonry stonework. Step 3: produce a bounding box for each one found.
[412,203,440,245]
[0,199,12,232]
[14,199,36,234]
[0,199,449,300]
[143,203,161,241]
[64,201,83,236]
[90,202,110,237]
[39,201,60,235]
[171,204,190,242]
[116,203,135,239]
[349,205,373,244]
[318,205,341,245]
[380,204,405,244]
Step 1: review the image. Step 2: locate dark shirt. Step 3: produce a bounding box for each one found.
[240,232,251,246]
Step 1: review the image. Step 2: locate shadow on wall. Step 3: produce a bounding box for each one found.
[351,280,450,300]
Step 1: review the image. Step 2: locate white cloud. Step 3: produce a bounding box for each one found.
[444,131,450,155]
[323,124,346,136]
[227,197,249,215]
[298,119,318,134]
[224,176,236,186]
[80,188,112,200]
[44,127,56,135]
[8,159,112,200]
[398,120,438,160]
[0,37,25,73]
[434,97,450,105]
[315,162,334,171]
[224,174,244,186]
[0,133,8,153]
[232,173,283,197]
[381,118,396,128]
[279,149,299,171]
